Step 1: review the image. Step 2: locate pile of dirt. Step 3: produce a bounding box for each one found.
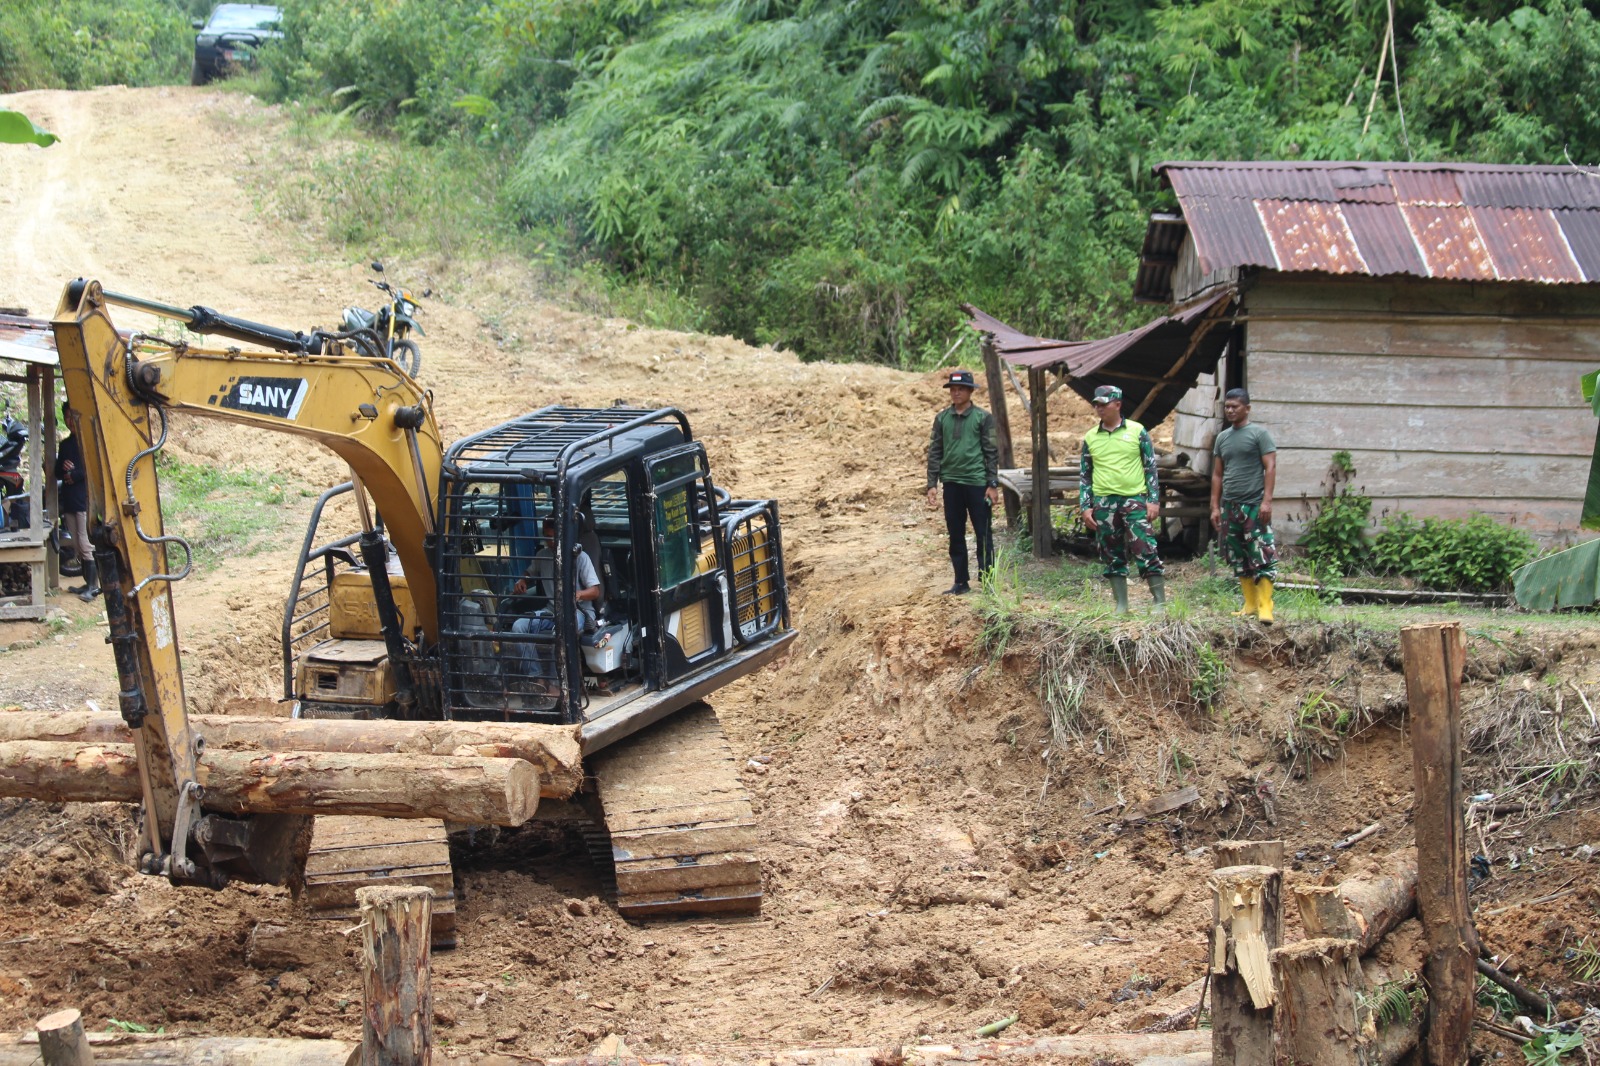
[0,85,1598,1061]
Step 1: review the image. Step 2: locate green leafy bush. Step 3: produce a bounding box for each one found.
[1373,513,1537,593]
[0,0,191,91]
[1299,492,1373,575]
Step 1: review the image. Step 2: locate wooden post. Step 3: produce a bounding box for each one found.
[1028,367,1051,559]
[359,885,433,1066]
[36,1008,93,1066]
[1210,864,1280,1066]
[42,366,58,590]
[1401,622,1473,1066]
[979,340,1019,528]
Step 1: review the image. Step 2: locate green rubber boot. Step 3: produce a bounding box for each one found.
[1110,575,1130,615]
[1146,573,1167,614]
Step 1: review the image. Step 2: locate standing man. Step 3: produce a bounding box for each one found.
[1079,385,1164,614]
[55,403,97,602]
[926,369,1000,595]
[1209,387,1278,624]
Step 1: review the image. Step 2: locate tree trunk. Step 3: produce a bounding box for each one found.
[359,886,433,1066]
[1275,938,1367,1066]
[1210,864,1280,1066]
[1402,622,1475,1066]
[1214,839,1285,871]
[36,1009,94,1066]
[0,742,540,825]
[1294,848,1417,954]
[0,712,582,799]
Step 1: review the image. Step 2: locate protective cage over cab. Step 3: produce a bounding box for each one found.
[435,405,788,735]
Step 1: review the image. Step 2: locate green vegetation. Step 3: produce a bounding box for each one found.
[9,1,1600,366]
[1300,451,1537,592]
[155,454,292,570]
[0,0,206,91]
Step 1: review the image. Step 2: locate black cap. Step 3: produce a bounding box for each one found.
[944,369,977,389]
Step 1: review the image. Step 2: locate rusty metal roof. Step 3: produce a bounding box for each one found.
[1136,161,1600,302]
[0,314,59,366]
[963,291,1235,425]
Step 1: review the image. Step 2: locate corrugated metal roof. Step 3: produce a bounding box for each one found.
[962,292,1235,426]
[1137,161,1600,301]
[0,314,59,367]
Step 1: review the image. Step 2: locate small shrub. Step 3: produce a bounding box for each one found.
[1372,512,1537,593]
[1299,490,1372,573]
[1189,642,1228,710]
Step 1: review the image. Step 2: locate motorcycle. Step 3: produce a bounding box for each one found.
[340,261,427,377]
[0,406,29,532]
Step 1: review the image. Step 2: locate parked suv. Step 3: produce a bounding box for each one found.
[191,3,282,85]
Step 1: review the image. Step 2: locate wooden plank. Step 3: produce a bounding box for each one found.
[1249,349,1597,407]
[1247,275,1600,317]
[1249,317,1600,363]
[1273,448,1591,500]
[1254,401,1591,456]
[614,854,761,895]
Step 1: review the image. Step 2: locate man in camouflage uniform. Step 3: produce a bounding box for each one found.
[1078,385,1164,614]
[1209,387,1278,624]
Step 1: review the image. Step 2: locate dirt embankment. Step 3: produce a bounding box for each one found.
[1,86,1598,1062]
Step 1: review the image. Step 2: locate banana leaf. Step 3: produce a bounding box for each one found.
[0,110,58,147]
[1513,538,1600,611]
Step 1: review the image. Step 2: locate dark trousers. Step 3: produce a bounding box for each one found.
[942,483,993,586]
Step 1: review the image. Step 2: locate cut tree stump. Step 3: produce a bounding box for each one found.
[1210,863,1280,1066]
[1273,938,1423,1066]
[35,1009,93,1066]
[1402,621,1474,1066]
[359,885,433,1066]
[0,712,582,799]
[1214,839,1285,870]
[1294,847,1418,954]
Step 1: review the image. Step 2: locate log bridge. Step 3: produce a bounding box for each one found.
[0,711,584,826]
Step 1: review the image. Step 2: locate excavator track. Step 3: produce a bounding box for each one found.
[589,703,763,918]
[302,816,458,949]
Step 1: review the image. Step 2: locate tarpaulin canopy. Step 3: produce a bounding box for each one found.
[963,291,1235,425]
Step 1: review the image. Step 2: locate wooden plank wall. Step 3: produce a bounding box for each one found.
[1244,276,1599,544]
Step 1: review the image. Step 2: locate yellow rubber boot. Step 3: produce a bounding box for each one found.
[1233,576,1258,618]
[1256,577,1275,626]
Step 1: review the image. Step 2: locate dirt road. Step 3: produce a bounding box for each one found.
[0,86,1593,1060]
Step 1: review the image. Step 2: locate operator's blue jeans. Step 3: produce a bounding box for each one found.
[509,609,586,678]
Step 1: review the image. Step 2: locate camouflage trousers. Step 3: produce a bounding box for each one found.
[1090,495,1163,577]
[1221,498,1278,580]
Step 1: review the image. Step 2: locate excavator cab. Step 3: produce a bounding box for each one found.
[288,405,791,752]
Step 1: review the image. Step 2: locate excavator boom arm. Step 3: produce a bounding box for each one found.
[49,279,444,883]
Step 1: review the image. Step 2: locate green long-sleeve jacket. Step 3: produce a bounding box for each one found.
[926,405,999,490]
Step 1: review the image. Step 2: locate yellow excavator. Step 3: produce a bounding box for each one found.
[44,278,793,939]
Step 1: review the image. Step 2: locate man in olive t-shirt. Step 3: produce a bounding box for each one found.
[1209,387,1279,623]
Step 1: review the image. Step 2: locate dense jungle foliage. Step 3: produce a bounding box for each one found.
[6,1,1600,365]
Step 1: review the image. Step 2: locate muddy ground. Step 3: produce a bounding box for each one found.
[1,86,1598,1061]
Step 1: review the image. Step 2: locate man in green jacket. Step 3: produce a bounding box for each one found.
[926,369,1001,595]
[1078,385,1165,614]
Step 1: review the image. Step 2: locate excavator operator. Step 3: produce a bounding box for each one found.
[509,517,601,681]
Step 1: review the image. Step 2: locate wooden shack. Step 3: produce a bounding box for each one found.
[1137,161,1600,545]
[0,313,60,619]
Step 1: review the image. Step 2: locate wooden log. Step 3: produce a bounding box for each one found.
[1214,839,1285,870]
[0,742,540,826]
[1402,621,1475,1066]
[1275,938,1367,1066]
[1210,863,1280,1066]
[1295,848,1418,954]
[0,712,582,799]
[359,885,432,1066]
[36,1009,93,1066]
[0,1034,352,1065]
[1029,367,1052,559]
[980,340,1020,529]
